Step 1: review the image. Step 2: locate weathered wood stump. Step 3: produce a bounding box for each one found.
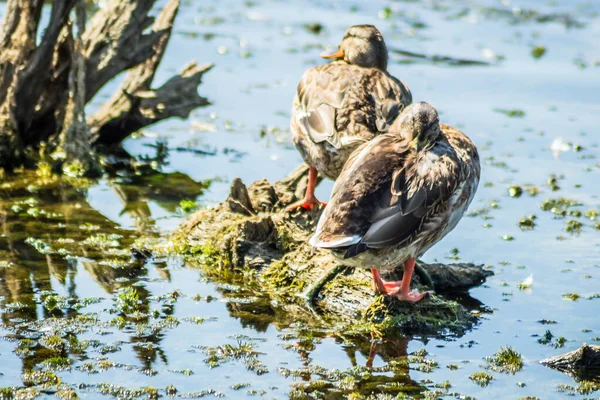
[0,0,212,171]
[173,165,494,337]
[541,344,600,380]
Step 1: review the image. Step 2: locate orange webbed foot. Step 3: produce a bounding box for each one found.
[286,196,326,212]
[391,289,433,303]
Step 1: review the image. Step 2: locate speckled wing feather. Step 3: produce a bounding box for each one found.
[310,133,462,258]
[374,76,412,132]
[294,63,411,150]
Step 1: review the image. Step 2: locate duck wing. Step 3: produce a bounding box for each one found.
[294,64,350,149]
[373,75,412,133]
[294,64,412,149]
[309,134,462,259]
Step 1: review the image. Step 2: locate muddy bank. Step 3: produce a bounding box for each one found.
[172,165,493,337]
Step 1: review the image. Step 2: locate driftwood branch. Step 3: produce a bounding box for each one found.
[541,344,600,380]
[30,26,73,145]
[90,62,213,146]
[0,0,44,103]
[59,0,92,162]
[82,0,159,102]
[0,0,213,170]
[13,0,77,140]
[173,165,493,336]
[0,0,73,163]
[88,0,213,146]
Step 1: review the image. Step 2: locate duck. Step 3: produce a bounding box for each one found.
[309,102,480,302]
[288,24,412,211]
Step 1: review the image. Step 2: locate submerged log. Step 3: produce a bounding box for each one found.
[540,344,600,380]
[0,0,212,171]
[173,165,494,336]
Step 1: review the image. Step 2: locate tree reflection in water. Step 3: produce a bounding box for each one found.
[0,168,489,398]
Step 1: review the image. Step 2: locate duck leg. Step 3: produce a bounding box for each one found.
[391,259,432,302]
[286,167,327,211]
[371,269,404,292]
[371,259,432,303]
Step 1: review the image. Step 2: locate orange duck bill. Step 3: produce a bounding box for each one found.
[320,49,344,60]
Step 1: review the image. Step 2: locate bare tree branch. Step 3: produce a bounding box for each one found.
[13,0,77,142]
[89,0,213,146]
[82,0,163,101]
[0,0,213,169]
[90,62,213,146]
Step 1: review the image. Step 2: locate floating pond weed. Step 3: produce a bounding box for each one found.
[518,215,536,230]
[563,292,581,301]
[114,287,140,314]
[469,371,493,387]
[0,2,598,398]
[486,346,523,374]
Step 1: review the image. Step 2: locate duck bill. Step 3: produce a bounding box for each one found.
[320,49,345,60]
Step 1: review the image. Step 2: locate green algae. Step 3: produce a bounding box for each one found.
[180,199,199,213]
[284,361,424,399]
[517,277,533,290]
[493,108,526,118]
[518,215,536,230]
[21,370,60,388]
[0,388,14,399]
[93,384,160,399]
[1,2,596,398]
[558,380,600,395]
[540,198,582,216]
[486,346,523,374]
[231,382,251,390]
[469,371,493,387]
[565,219,582,233]
[0,168,212,397]
[524,185,540,196]
[260,259,306,298]
[563,292,581,301]
[303,22,324,35]
[531,46,547,59]
[199,340,268,375]
[470,5,584,28]
[584,209,599,221]
[509,185,523,198]
[183,316,206,324]
[538,330,553,345]
[40,357,72,371]
[114,287,141,314]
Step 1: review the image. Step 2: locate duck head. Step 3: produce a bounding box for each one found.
[321,25,388,70]
[393,102,441,152]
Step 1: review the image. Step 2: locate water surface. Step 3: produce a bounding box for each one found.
[1,0,600,398]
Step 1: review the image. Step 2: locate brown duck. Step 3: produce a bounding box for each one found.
[309,102,480,302]
[288,24,412,211]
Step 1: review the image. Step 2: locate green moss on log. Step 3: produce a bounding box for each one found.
[171,165,494,338]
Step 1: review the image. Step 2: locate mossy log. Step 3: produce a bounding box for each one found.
[173,165,494,337]
[0,0,212,170]
[540,344,600,380]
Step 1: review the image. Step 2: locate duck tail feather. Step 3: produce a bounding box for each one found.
[309,232,361,249]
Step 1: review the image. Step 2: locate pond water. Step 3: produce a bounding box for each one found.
[1,0,600,398]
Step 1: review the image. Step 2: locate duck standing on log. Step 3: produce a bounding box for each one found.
[288,24,412,211]
[309,102,480,302]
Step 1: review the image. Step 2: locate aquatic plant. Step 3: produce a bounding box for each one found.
[486,346,523,374]
[469,371,493,387]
